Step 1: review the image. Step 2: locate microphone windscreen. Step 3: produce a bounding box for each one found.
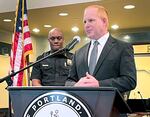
[73,36,81,42]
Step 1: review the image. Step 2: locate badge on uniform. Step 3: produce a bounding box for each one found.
[64,59,72,67]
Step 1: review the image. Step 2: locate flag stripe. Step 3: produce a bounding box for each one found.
[24,26,30,32]
[13,33,23,86]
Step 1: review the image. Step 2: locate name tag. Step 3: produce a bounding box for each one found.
[42,64,49,67]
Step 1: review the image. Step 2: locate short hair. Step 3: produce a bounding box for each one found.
[48,28,64,38]
[85,5,109,25]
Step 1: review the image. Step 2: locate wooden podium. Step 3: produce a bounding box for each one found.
[8,87,131,117]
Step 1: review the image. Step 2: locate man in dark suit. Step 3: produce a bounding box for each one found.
[65,5,136,93]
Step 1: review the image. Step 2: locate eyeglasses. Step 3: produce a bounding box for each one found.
[48,36,63,41]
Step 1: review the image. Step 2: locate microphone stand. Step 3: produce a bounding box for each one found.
[0,47,68,117]
[137,91,147,112]
[0,47,67,85]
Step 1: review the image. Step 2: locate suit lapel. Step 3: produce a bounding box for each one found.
[83,43,91,73]
[93,36,116,75]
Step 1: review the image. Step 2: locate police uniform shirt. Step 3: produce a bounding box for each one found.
[31,51,73,86]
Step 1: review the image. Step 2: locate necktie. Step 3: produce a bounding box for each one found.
[89,41,99,75]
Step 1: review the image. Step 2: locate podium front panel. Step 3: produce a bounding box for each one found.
[8,86,130,117]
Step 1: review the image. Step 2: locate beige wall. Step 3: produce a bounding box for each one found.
[0,29,12,108]
[129,45,150,99]
[0,55,9,108]
[129,57,150,99]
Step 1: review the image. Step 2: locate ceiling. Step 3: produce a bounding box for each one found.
[0,0,150,41]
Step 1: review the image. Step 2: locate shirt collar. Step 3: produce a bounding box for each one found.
[91,32,109,46]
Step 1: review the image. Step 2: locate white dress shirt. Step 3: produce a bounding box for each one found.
[88,32,109,66]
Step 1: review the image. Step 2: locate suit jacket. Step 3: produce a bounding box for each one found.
[66,35,136,93]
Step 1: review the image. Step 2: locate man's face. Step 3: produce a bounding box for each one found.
[48,30,64,51]
[83,7,106,39]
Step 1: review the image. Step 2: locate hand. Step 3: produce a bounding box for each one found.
[74,72,99,87]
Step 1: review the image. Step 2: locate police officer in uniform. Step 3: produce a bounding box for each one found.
[31,28,73,86]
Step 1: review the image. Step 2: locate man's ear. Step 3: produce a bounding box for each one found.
[102,18,108,28]
[102,18,107,24]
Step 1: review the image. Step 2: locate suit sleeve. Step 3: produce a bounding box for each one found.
[100,43,137,93]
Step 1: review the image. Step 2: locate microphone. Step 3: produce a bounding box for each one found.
[137,91,144,99]
[65,36,81,51]
[137,91,147,111]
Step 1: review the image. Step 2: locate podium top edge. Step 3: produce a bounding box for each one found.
[8,86,118,91]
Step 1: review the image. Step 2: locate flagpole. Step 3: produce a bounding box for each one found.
[22,0,31,86]
[26,55,31,86]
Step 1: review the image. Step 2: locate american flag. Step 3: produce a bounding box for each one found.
[10,0,33,86]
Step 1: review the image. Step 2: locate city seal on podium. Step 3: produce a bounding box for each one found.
[23,91,93,117]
